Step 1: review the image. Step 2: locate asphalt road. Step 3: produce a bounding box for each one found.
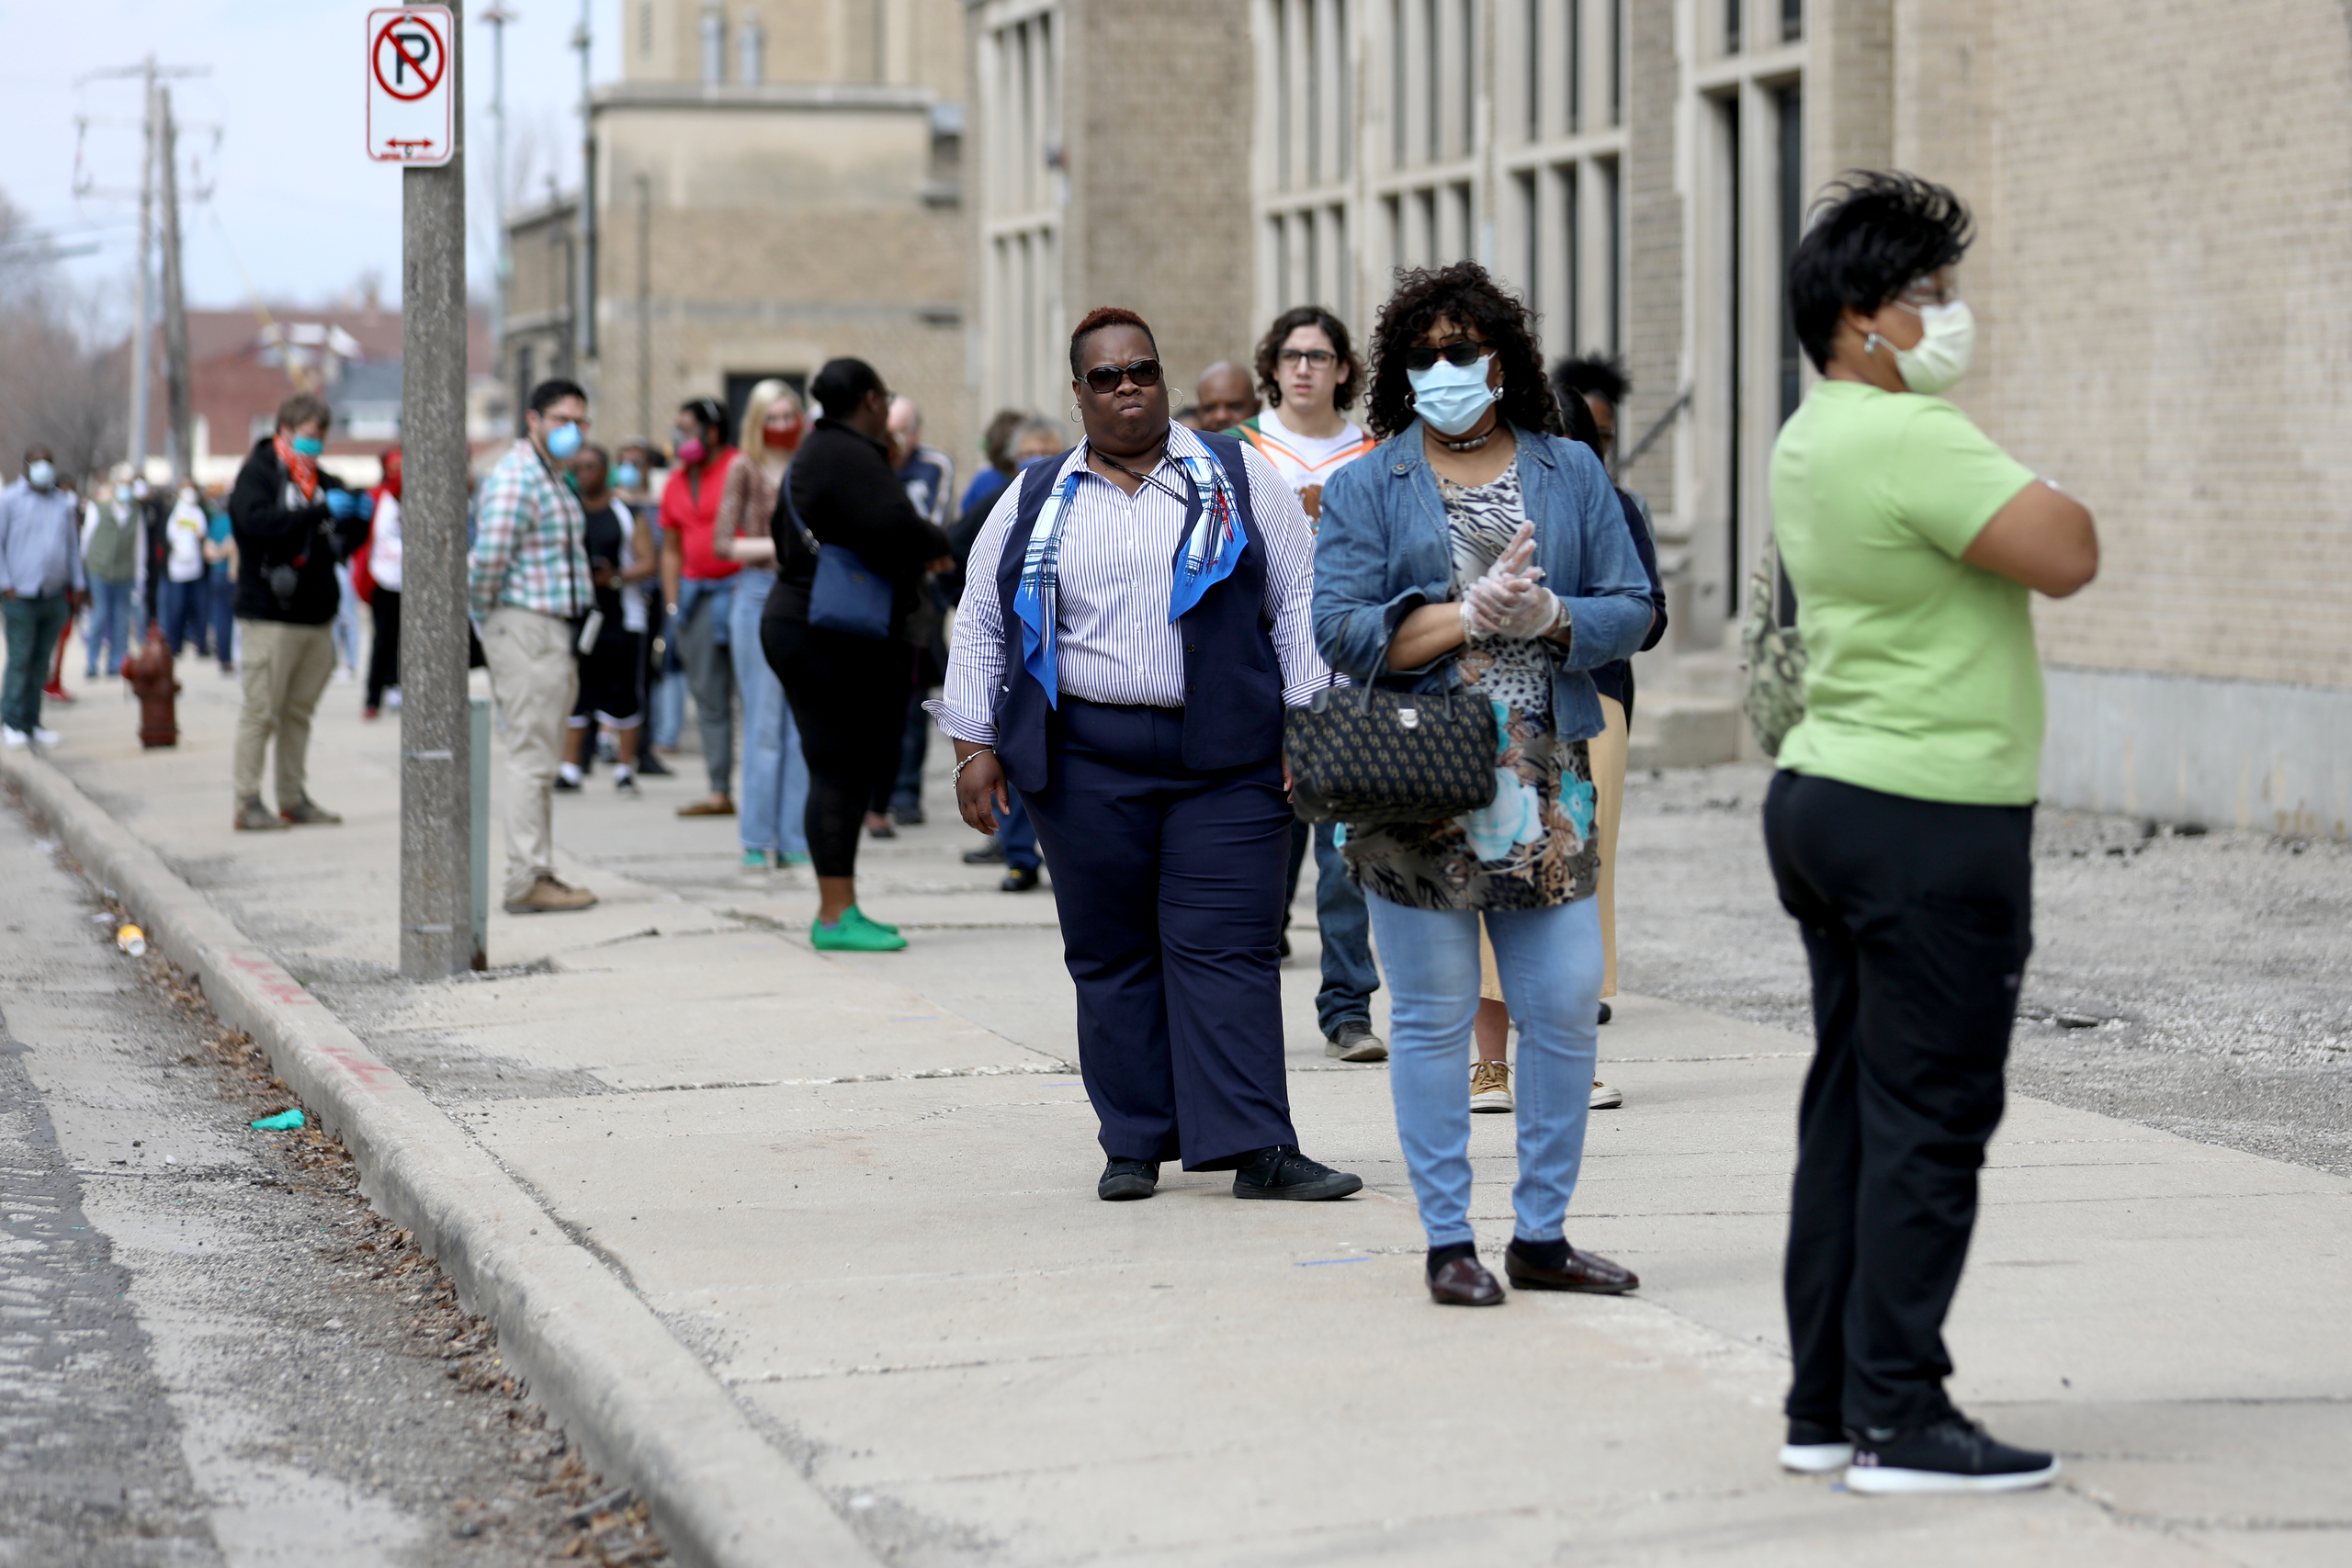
[0,797,667,1568]
[1614,762,2352,1178]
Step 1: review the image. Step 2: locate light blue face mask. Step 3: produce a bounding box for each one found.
[290,434,325,458]
[26,460,56,490]
[612,462,642,491]
[545,420,583,460]
[1406,354,1499,436]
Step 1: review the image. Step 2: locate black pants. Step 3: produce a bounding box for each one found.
[1024,699,1297,1169]
[763,617,918,879]
[1761,770,2033,1434]
[366,588,401,708]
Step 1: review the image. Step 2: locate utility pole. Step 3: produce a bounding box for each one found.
[130,59,154,480]
[399,4,480,976]
[574,0,597,364]
[481,5,514,409]
[158,85,193,487]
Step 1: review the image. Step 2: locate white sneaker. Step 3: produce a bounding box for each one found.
[1469,1059,1514,1113]
[1,727,27,749]
[31,728,60,746]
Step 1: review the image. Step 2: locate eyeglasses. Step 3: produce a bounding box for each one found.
[1082,357,1164,393]
[1278,348,1339,369]
[1403,340,1489,372]
[1897,276,1957,308]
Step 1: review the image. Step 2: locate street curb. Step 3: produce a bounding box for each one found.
[1,750,876,1568]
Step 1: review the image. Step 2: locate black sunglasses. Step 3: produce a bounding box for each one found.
[1082,357,1165,393]
[1403,340,1489,372]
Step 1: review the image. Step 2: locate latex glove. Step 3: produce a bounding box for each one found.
[1468,574,1561,639]
[356,491,376,523]
[324,488,357,520]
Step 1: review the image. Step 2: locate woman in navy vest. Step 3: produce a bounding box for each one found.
[934,307,1363,1205]
[1313,263,1657,1307]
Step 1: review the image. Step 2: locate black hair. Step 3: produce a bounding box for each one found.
[1253,304,1364,412]
[575,442,610,471]
[1555,383,1602,457]
[809,358,885,420]
[1551,353,1630,411]
[677,395,729,444]
[981,408,1027,472]
[1068,306,1157,378]
[1789,171,1974,373]
[529,378,588,416]
[1363,262,1561,441]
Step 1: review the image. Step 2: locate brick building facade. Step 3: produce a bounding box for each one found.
[962,0,2351,835]
[513,0,972,462]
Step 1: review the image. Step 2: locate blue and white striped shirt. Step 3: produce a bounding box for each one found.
[931,439,1329,746]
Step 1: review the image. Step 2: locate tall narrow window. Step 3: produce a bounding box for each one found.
[1417,187,1438,265]
[1567,0,1583,133]
[698,2,725,85]
[1562,164,1582,353]
[1610,0,1623,126]
[1274,216,1291,309]
[1602,156,1622,353]
[1725,0,1743,53]
[1333,203,1351,320]
[1783,0,1804,43]
[1517,170,1540,313]
[1777,85,1804,426]
[1391,0,1408,169]
[1385,194,1405,274]
[1336,1,1351,179]
[1459,0,1476,156]
[1306,0,1321,186]
[1276,1,1294,190]
[1424,0,1441,164]
[737,10,764,83]
[1525,0,1542,142]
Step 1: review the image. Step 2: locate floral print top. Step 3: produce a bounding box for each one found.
[1340,458,1600,911]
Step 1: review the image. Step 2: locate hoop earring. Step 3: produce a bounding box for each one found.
[1068,401,1083,424]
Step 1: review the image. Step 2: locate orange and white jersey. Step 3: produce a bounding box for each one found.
[1235,412,1377,509]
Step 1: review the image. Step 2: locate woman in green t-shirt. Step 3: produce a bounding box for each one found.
[1762,172,2097,1495]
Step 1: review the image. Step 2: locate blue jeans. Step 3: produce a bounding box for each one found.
[85,579,136,675]
[208,570,236,666]
[161,578,208,656]
[1366,894,1603,1248]
[999,784,1040,873]
[1285,819,1381,1034]
[726,570,808,857]
[676,576,735,795]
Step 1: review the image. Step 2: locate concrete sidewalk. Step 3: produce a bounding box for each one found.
[14,661,2352,1565]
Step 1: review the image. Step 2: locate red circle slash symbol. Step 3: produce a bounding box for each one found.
[374,17,445,102]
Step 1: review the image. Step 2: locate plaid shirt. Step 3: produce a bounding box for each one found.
[469,438,591,622]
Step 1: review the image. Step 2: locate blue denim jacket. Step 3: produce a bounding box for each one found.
[1311,422,1655,744]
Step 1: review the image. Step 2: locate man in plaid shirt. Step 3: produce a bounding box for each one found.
[469,378,599,914]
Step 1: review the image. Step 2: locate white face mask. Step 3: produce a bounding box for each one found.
[1889,299,1974,395]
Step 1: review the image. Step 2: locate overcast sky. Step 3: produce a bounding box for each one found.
[6,1,622,325]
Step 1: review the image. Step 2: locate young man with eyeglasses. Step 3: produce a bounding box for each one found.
[1235,306,1387,1064]
[470,378,600,915]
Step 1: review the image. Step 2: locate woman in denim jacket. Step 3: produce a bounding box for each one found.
[1312,263,1656,1308]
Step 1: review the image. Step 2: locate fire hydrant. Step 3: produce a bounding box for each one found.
[125,627,180,749]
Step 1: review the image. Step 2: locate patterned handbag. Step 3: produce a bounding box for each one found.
[1740,534,1807,757]
[1284,681,1498,825]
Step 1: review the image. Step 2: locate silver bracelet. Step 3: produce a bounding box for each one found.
[951,747,996,784]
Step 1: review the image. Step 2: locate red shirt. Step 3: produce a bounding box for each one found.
[659,449,743,581]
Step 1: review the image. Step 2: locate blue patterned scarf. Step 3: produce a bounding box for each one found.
[1012,423,1248,707]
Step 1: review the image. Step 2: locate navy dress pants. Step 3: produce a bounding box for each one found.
[1024,698,1298,1170]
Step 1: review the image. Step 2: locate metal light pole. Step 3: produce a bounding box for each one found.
[401,3,480,976]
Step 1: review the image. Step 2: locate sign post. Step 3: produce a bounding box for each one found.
[372,6,480,976]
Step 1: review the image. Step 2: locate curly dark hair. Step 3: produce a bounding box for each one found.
[1068,306,1158,378]
[1363,262,1561,441]
[1252,305,1364,412]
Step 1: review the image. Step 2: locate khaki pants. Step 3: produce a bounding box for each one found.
[482,606,580,900]
[1479,694,1631,1002]
[234,619,337,806]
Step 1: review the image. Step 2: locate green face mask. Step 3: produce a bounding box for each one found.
[291,435,325,458]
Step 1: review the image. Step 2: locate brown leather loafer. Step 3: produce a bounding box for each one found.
[1504,1244,1639,1295]
[1429,1256,1505,1307]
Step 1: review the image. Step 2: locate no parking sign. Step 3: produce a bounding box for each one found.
[366,6,455,164]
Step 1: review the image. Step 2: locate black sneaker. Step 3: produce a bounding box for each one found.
[962,841,1006,864]
[554,773,582,793]
[1847,1415,2059,1495]
[1323,1021,1388,1062]
[1098,1158,1159,1201]
[1779,1416,1853,1474]
[635,751,673,777]
[1230,1145,1363,1201]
